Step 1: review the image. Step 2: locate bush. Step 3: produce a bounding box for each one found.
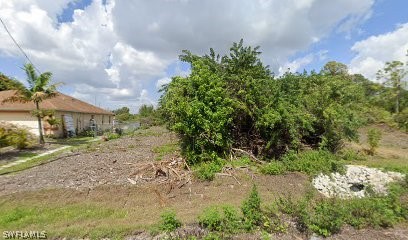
[241,185,262,230]
[305,199,346,237]
[198,207,223,231]
[193,158,225,181]
[394,108,408,132]
[367,128,382,155]
[106,132,120,140]
[198,205,241,234]
[272,181,408,237]
[159,40,363,164]
[158,210,182,232]
[260,161,286,175]
[0,122,36,149]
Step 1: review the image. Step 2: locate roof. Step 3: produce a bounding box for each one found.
[0,90,114,115]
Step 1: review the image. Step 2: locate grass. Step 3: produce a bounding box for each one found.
[0,140,98,175]
[152,142,179,161]
[260,150,345,176]
[0,201,131,239]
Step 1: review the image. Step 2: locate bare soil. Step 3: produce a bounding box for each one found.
[0,126,407,239]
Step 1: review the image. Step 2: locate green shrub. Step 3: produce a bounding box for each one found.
[106,132,120,140]
[158,210,182,232]
[220,206,241,233]
[198,207,223,231]
[260,161,286,175]
[241,185,262,230]
[159,41,363,164]
[272,180,408,237]
[193,159,225,181]
[338,149,366,161]
[0,122,36,149]
[305,199,346,237]
[282,150,344,175]
[198,205,240,234]
[367,128,382,155]
[394,108,408,132]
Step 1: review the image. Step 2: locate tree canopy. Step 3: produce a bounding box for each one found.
[159,40,365,163]
[0,73,24,91]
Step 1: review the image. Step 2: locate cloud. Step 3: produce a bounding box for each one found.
[278,54,314,76]
[349,23,408,80]
[0,0,375,112]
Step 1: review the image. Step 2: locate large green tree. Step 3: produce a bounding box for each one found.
[3,64,59,144]
[377,60,407,113]
[321,61,349,76]
[0,73,24,91]
[160,41,364,163]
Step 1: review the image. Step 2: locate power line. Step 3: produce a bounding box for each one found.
[0,16,41,73]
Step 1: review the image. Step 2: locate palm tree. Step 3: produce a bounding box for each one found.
[3,63,59,144]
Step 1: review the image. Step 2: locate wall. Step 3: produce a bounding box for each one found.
[0,111,41,136]
[0,111,113,138]
[50,111,113,137]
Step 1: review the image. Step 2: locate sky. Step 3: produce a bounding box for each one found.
[0,0,407,113]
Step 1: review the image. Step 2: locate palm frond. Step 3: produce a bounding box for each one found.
[23,63,37,90]
[2,88,32,104]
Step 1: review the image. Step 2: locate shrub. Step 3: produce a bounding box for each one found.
[159,41,363,164]
[106,132,120,140]
[305,199,346,237]
[198,207,223,231]
[0,122,36,149]
[394,108,408,132]
[367,128,382,155]
[198,205,240,234]
[241,185,262,230]
[260,161,286,175]
[158,210,182,232]
[282,150,344,175]
[193,158,225,181]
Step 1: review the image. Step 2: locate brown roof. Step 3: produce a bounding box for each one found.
[0,90,114,115]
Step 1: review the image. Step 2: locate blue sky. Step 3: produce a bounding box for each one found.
[1,0,407,112]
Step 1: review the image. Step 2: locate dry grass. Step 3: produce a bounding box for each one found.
[344,124,408,173]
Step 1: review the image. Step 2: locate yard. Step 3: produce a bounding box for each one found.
[0,126,407,239]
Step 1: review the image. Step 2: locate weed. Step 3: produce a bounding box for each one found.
[198,205,241,233]
[367,128,382,155]
[198,207,223,231]
[282,150,345,175]
[193,159,225,181]
[260,161,286,175]
[152,143,179,161]
[158,210,182,232]
[339,149,366,161]
[106,133,120,140]
[241,185,262,230]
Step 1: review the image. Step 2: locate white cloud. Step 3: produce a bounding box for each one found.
[278,54,314,76]
[0,0,375,112]
[156,77,171,90]
[349,23,408,80]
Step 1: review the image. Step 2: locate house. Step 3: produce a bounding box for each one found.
[0,90,114,137]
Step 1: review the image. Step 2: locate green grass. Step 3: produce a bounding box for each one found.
[260,150,345,176]
[0,202,130,239]
[152,142,179,161]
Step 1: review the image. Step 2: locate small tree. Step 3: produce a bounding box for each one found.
[367,128,382,155]
[377,60,407,113]
[3,64,59,144]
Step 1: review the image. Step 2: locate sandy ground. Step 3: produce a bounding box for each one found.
[0,126,407,239]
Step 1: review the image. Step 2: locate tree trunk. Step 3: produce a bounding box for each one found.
[35,101,45,144]
[396,83,400,114]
